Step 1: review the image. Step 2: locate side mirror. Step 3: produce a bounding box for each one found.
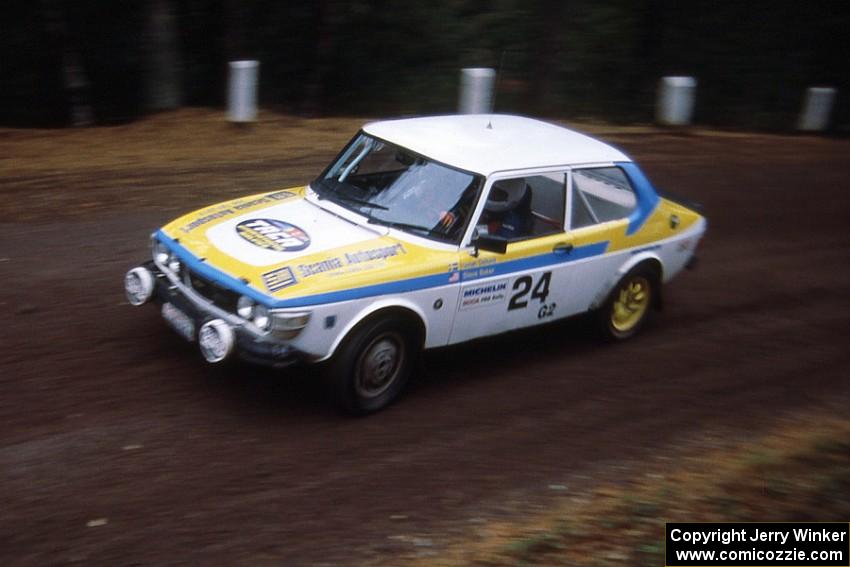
[472,234,508,254]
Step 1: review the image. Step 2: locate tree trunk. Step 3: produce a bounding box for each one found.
[145,0,182,110]
[41,0,92,126]
[301,0,335,116]
[529,0,565,115]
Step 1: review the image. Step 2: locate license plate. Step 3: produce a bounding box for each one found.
[161,302,195,342]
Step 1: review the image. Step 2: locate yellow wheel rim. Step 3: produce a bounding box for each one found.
[611,276,650,333]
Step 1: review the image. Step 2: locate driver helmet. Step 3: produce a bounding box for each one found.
[485,178,527,213]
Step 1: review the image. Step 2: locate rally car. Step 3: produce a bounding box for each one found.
[125,115,706,413]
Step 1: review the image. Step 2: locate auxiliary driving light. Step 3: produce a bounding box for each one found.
[236,295,255,319]
[253,304,272,333]
[124,267,155,306]
[152,239,170,265]
[167,256,182,274]
[198,319,235,363]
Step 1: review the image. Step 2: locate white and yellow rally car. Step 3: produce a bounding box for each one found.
[125,115,706,413]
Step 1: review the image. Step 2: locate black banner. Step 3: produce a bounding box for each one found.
[665,522,849,566]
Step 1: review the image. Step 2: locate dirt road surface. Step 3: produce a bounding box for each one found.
[2,113,849,565]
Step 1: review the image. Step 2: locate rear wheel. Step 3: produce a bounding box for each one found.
[326,316,419,414]
[596,265,657,340]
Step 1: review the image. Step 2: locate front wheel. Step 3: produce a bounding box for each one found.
[326,317,418,414]
[595,266,657,341]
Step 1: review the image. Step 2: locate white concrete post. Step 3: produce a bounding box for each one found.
[798,87,836,132]
[656,76,697,126]
[228,60,259,122]
[458,68,496,114]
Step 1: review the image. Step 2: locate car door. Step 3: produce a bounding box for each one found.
[556,165,643,315]
[448,171,574,344]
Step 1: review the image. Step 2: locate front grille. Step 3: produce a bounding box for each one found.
[185,269,240,314]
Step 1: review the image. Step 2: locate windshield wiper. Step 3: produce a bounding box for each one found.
[332,194,389,210]
[367,218,435,235]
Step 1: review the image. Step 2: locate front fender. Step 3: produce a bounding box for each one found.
[318,298,429,362]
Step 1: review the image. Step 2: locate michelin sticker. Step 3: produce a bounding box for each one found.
[459,279,509,310]
[236,219,311,252]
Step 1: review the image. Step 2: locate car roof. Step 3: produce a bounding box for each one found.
[362,114,630,176]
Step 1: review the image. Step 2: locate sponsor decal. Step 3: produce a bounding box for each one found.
[297,243,407,278]
[461,266,497,280]
[236,219,311,252]
[298,257,344,277]
[460,256,498,280]
[181,206,236,234]
[459,279,509,310]
[464,257,497,268]
[262,266,298,292]
[179,191,296,234]
[344,243,405,264]
[232,191,295,211]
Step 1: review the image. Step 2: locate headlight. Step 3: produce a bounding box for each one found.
[236,296,255,319]
[152,239,170,265]
[253,304,271,332]
[270,311,311,340]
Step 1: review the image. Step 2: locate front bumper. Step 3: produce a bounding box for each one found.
[132,261,303,368]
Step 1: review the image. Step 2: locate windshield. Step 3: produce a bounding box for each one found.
[312,132,482,243]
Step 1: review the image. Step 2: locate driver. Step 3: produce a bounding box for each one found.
[479,178,532,239]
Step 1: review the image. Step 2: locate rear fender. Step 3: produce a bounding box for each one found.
[589,252,663,310]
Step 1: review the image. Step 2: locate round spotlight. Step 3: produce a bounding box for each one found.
[124,267,155,306]
[198,319,235,363]
[236,296,255,319]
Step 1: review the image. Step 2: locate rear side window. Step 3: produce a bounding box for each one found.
[571,167,637,229]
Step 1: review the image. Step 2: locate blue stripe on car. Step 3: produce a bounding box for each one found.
[617,161,660,236]
[156,230,609,309]
[158,231,273,305]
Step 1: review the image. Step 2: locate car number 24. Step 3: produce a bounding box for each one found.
[508,271,557,319]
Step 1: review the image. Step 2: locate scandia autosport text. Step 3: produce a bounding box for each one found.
[297,243,406,277]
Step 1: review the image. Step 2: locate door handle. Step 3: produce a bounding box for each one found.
[553,242,574,255]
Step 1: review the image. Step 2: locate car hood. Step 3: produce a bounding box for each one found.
[159,187,456,306]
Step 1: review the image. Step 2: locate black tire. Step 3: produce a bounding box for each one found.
[325,316,419,415]
[594,264,658,341]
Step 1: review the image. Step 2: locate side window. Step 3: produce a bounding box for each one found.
[478,173,565,241]
[571,167,637,229]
